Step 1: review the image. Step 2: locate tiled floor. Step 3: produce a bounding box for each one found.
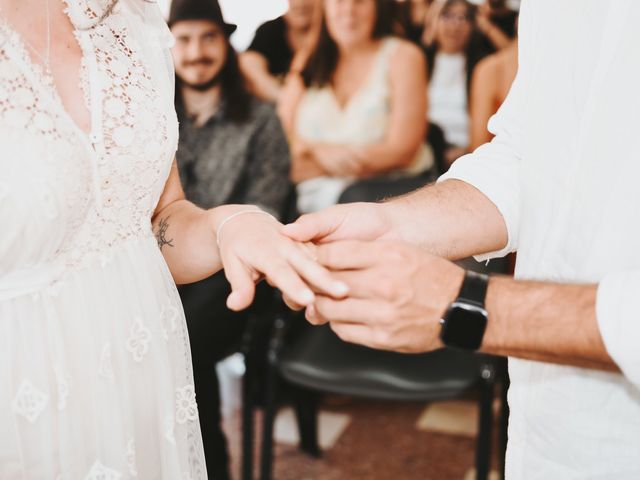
[223,396,502,480]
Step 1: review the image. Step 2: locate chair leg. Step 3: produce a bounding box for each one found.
[476,364,496,480]
[259,362,278,480]
[293,387,321,457]
[499,371,510,479]
[241,364,255,480]
[259,317,287,480]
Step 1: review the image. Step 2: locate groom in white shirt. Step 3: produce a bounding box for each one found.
[282,0,640,477]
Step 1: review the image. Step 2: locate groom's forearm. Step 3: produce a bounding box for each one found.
[483,276,618,371]
[383,179,509,260]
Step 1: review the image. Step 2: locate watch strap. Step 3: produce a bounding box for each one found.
[457,271,489,308]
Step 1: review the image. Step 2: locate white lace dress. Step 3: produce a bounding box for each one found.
[0,1,207,478]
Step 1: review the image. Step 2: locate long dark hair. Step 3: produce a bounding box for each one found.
[301,0,395,88]
[424,0,479,91]
[216,39,251,123]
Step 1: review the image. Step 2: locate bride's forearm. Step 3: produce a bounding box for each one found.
[152,199,223,285]
[152,201,270,285]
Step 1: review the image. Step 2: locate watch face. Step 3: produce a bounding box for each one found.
[440,303,488,351]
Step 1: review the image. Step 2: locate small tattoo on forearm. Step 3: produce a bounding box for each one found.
[155,217,174,251]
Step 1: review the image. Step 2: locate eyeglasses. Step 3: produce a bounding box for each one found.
[441,12,473,24]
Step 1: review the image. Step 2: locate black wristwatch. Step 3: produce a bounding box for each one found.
[440,270,489,351]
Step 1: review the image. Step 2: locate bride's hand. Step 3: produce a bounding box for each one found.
[211,205,348,311]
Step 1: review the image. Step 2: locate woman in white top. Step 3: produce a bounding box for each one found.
[424,0,476,167]
[0,0,343,478]
[279,0,432,213]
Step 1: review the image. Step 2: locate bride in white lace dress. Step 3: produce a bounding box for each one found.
[0,0,344,478]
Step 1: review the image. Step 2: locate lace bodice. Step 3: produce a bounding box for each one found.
[0,0,177,276]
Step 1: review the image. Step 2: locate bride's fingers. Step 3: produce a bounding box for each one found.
[287,244,349,299]
[223,246,324,310]
[282,293,305,311]
[262,258,317,307]
[223,254,257,311]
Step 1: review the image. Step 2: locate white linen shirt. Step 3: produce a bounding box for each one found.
[440,1,640,478]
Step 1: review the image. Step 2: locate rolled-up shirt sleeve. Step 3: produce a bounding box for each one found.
[597,271,640,388]
[438,112,523,261]
[437,0,535,262]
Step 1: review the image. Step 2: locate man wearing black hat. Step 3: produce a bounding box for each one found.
[168,1,293,477]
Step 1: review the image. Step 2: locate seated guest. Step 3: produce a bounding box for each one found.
[469,34,518,150]
[475,0,519,53]
[241,0,318,102]
[402,0,443,47]
[169,0,292,478]
[279,0,433,213]
[424,0,481,167]
[402,0,430,44]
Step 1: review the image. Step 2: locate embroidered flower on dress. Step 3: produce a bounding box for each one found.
[98,343,115,380]
[160,303,180,340]
[12,379,49,423]
[175,385,198,424]
[84,460,122,480]
[165,416,177,445]
[53,365,71,411]
[126,317,151,362]
[126,438,138,477]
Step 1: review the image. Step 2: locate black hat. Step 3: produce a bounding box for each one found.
[168,0,237,36]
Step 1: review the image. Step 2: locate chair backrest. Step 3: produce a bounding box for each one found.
[337,170,435,204]
[427,121,447,175]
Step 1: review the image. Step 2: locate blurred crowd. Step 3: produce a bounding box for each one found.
[167,0,519,477]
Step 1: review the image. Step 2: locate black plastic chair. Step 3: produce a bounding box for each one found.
[251,314,508,480]
[337,170,436,204]
[427,121,448,175]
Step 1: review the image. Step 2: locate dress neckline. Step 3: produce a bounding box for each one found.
[0,0,103,145]
[327,37,393,113]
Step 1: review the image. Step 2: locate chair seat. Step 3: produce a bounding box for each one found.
[279,324,496,402]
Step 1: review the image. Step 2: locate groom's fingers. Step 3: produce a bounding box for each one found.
[282,211,340,243]
[316,241,378,271]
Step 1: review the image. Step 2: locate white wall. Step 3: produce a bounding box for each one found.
[157,0,289,51]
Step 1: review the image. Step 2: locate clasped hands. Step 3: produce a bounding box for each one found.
[216,203,464,354]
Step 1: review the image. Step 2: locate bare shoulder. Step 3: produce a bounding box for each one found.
[386,38,427,106]
[473,53,500,84]
[389,38,426,70]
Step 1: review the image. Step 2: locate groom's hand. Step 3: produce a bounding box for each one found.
[282,202,398,245]
[306,240,465,353]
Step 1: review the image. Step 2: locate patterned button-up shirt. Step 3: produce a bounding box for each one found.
[176,95,292,219]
